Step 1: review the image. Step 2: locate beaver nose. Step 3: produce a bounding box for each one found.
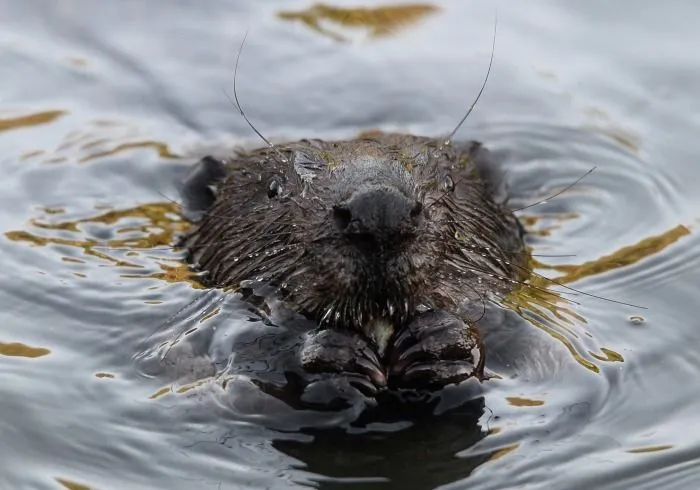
[333,187,423,239]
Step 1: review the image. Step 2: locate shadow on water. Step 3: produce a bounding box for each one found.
[272,396,491,489]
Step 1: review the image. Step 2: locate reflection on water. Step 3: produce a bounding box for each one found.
[278,3,439,42]
[506,397,544,407]
[21,118,182,165]
[627,445,674,454]
[78,140,179,162]
[505,221,691,372]
[272,397,490,489]
[4,202,196,286]
[0,110,67,133]
[550,224,691,283]
[1,0,700,489]
[55,478,92,490]
[0,342,50,358]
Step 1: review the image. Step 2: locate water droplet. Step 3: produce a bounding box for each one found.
[321,307,333,322]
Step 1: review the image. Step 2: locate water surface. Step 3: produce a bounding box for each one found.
[2,1,700,489]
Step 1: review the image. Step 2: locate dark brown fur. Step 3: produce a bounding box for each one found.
[182,133,526,338]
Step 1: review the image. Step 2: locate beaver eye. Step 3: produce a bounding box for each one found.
[268,179,283,199]
[441,175,455,192]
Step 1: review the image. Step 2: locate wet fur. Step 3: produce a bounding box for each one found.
[181,133,527,335]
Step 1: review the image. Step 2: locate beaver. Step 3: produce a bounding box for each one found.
[178,132,528,398]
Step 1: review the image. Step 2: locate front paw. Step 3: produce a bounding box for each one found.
[387,310,485,390]
[300,328,387,397]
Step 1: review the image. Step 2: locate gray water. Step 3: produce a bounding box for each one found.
[2,1,700,489]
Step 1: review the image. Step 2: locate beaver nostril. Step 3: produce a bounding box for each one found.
[333,205,352,231]
[333,187,425,242]
[335,188,420,242]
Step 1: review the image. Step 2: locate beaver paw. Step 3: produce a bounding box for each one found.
[300,328,387,397]
[387,309,485,390]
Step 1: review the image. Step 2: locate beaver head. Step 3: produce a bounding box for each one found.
[183,133,525,354]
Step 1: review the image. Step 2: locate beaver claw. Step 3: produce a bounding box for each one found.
[300,328,387,397]
[387,309,485,390]
[300,310,484,396]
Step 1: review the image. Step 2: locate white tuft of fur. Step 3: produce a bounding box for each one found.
[364,319,395,357]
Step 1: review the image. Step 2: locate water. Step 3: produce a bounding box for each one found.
[2,1,699,488]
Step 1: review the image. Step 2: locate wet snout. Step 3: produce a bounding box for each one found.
[332,186,423,242]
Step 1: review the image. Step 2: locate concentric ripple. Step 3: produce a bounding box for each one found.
[467,121,696,373]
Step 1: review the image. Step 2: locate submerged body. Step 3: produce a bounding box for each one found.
[180,132,528,397]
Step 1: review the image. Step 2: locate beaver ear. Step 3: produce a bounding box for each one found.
[180,156,227,221]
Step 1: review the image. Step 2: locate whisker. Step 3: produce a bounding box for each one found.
[447,255,584,307]
[156,190,181,207]
[512,167,596,212]
[429,225,576,258]
[225,29,288,164]
[461,246,646,309]
[441,11,498,148]
[506,291,580,326]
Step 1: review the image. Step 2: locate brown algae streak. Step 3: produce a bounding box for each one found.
[548,224,691,283]
[505,224,691,373]
[487,444,520,462]
[278,3,439,42]
[0,110,66,133]
[78,141,179,163]
[506,397,545,407]
[4,202,201,287]
[55,478,92,490]
[627,445,674,454]
[0,342,50,358]
[38,118,179,165]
